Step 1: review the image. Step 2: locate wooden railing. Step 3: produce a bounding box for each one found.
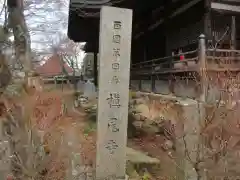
[131,35,240,75]
[206,48,240,71]
[130,34,240,102]
[131,50,199,74]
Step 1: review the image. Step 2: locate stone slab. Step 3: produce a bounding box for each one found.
[126,147,160,164]
[96,6,133,180]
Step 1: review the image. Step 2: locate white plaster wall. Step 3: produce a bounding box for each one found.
[155,80,171,94]
[141,80,152,92]
[174,80,197,99]
[130,80,140,91]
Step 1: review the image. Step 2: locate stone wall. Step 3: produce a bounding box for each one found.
[130,79,222,104]
[131,80,197,98]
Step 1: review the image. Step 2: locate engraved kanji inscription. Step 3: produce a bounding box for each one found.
[113,34,121,43]
[111,76,120,84]
[113,48,120,57]
[112,62,120,70]
[106,93,121,108]
[113,21,121,30]
[105,140,119,154]
[108,118,119,132]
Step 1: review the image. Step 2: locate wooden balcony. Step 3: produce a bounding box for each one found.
[131,48,240,76]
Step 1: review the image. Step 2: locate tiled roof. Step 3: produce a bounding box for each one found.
[36,54,73,77]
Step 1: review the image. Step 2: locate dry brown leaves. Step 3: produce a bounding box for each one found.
[203,104,240,151]
[29,91,64,130]
[29,90,96,177]
[134,95,183,124]
[1,82,97,179]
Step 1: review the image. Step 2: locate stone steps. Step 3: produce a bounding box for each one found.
[126,147,160,176]
[127,147,160,164]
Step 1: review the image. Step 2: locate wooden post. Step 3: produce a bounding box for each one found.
[151,61,155,92]
[61,75,64,91]
[198,34,207,102]
[96,6,132,180]
[228,16,237,107]
[204,0,212,41]
[94,52,98,87]
[54,77,57,88]
[151,76,155,92]
[198,35,207,180]
[175,102,204,180]
[231,16,236,50]
[139,79,142,91]
[169,75,175,95]
[175,36,208,178]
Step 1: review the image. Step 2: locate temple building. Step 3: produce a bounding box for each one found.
[67,0,240,87]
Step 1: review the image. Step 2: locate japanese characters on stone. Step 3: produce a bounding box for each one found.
[113,48,120,58]
[111,21,122,84]
[105,140,119,155]
[112,21,121,44]
[107,117,119,132]
[112,62,120,70]
[106,20,122,108]
[113,21,121,30]
[103,20,123,155]
[106,93,121,108]
[112,35,121,44]
[111,76,120,84]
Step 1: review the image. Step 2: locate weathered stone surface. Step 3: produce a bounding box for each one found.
[126,147,160,164]
[126,147,160,177]
[96,6,132,180]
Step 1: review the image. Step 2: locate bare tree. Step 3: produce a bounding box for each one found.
[7,0,33,75]
[0,1,76,180]
[51,36,84,90]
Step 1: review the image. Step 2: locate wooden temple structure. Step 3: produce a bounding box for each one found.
[67,0,240,91]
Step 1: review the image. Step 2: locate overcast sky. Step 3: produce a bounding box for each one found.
[0,0,85,65]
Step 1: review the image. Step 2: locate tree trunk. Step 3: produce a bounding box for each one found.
[69,59,77,91]
[0,27,11,94]
[6,1,37,179]
[8,0,33,76]
[0,52,11,95]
